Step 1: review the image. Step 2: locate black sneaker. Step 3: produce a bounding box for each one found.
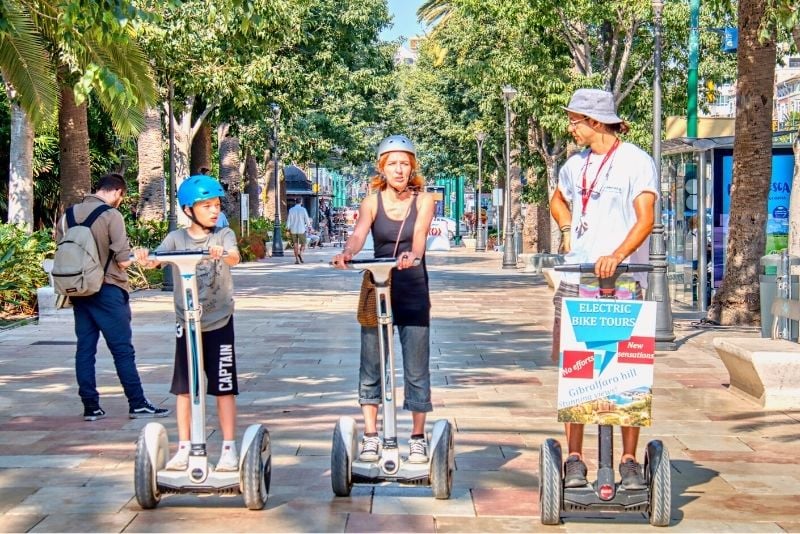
[564,454,588,488]
[619,458,647,490]
[129,400,170,419]
[83,406,106,421]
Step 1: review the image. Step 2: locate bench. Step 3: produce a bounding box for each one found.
[713,298,800,409]
[37,259,72,322]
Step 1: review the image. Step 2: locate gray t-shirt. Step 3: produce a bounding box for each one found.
[157,228,238,332]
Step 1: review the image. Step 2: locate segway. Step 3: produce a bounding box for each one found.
[133,250,271,510]
[330,258,454,499]
[539,263,671,526]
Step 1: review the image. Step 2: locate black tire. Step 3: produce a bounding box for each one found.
[538,439,562,525]
[430,421,454,499]
[647,441,672,527]
[331,423,352,497]
[134,430,160,509]
[242,426,271,510]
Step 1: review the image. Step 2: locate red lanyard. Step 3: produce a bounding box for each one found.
[580,138,620,216]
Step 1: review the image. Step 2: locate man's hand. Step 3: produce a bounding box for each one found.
[594,253,625,280]
[559,229,571,254]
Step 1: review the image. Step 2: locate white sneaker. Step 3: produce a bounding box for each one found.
[165,451,189,471]
[408,437,428,464]
[359,435,381,462]
[215,445,239,472]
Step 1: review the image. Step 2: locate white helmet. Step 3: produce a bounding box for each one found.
[377,135,416,158]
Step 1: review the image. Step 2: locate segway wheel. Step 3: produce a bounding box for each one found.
[242,426,271,510]
[430,421,454,500]
[134,428,161,509]
[646,440,672,527]
[331,422,353,497]
[538,438,563,525]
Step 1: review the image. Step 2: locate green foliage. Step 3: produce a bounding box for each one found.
[0,224,55,316]
[126,218,169,249]
[248,217,274,237]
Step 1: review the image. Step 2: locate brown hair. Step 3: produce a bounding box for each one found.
[607,121,631,135]
[369,153,425,192]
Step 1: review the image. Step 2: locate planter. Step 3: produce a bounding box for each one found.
[462,237,476,249]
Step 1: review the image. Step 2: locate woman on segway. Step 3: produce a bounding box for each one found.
[331,135,435,464]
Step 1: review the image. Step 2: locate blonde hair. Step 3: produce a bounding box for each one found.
[370,153,425,192]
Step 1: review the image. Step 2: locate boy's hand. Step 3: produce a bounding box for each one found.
[132,247,150,265]
[208,245,224,260]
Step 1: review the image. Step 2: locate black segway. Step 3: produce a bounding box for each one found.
[330,258,454,499]
[539,263,671,526]
[133,250,271,510]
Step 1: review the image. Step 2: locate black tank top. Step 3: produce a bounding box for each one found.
[372,192,430,326]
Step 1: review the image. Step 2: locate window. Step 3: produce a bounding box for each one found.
[790,57,800,68]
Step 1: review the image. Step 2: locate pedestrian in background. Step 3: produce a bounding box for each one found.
[57,173,170,421]
[286,197,311,264]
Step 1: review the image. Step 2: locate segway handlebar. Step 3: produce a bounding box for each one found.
[554,263,653,274]
[330,257,421,285]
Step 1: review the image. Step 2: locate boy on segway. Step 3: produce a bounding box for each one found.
[134,175,242,472]
[550,88,658,490]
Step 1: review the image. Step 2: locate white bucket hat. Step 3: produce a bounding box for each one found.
[563,89,623,125]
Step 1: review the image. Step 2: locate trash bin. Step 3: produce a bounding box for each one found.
[759,253,800,338]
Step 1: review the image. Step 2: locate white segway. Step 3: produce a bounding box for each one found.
[133,250,271,510]
[330,258,454,499]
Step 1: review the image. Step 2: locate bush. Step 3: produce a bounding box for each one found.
[126,219,169,249]
[0,225,55,317]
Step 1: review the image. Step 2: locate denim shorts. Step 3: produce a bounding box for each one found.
[359,325,432,413]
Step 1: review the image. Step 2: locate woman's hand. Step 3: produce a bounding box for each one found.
[396,251,417,270]
[331,248,354,269]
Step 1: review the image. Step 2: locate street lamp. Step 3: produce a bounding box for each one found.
[270,103,284,257]
[163,81,177,292]
[646,0,676,350]
[475,132,487,252]
[501,84,518,269]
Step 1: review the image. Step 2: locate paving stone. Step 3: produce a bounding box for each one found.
[29,512,137,533]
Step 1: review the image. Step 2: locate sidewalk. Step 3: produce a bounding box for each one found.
[0,247,797,533]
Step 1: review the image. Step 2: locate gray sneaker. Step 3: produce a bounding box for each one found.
[359,435,381,462]
[407,437,428,464]
[564,455,588,488]
[619,458,646,490]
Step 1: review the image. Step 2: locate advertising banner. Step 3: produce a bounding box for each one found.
[557,298,656,427]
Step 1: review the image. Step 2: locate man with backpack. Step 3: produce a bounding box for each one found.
[55,173,170,421]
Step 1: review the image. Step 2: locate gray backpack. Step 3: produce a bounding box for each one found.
[52,205,112,296]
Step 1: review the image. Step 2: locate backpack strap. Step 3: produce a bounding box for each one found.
[80,204,112,228]
[69,204,115,274]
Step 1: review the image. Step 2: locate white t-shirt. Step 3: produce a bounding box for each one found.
[286,204,311,234]
[557,142,658,287]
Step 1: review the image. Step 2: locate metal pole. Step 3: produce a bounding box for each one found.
[688,0,700,138]
[646,0,676,350]
[501,85,517,269]
[270,104,284,257]
[476,132,486,251]
[698,150,708,312]
[314,161,320,231]
[162,81,177,292]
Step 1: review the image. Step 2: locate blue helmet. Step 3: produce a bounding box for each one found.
[177,175,224,208]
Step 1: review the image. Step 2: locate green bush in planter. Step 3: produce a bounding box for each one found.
[0,224,55,317]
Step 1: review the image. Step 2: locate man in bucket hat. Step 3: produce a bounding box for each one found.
[550,88,658,491]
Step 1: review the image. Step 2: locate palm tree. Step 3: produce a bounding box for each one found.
[417,0,453,29]
[708,0,777,324]
[1,1,59,231]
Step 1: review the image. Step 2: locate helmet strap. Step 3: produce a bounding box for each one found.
[187,207,216,232]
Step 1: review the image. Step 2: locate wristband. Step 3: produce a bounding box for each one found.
[560,225,570,233]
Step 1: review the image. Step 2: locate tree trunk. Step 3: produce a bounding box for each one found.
[191,120,212,175]
[136,106,165,222]
[217,123,241,223]
[58,77,91,212]
[708,0,776,325]
[244,150,259,221]
[6,98,34,232]
[789,133,800,258]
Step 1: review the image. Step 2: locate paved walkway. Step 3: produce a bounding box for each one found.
[0,248,797,533]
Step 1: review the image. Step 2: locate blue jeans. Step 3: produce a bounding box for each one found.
[359,325,432,413]
[71,284,146,408]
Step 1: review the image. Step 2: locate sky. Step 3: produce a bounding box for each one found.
[380,0,426,43]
